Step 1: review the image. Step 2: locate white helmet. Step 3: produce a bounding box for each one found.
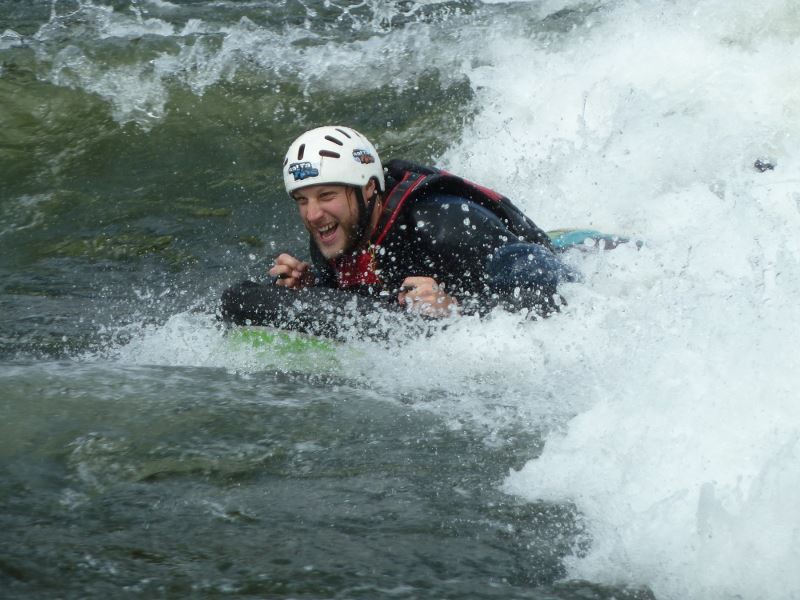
[282,126,385,195]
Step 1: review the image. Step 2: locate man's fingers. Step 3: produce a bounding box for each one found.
[275,277,295,288]
[265,253,314,291]
[274,254,309,272]
[401,283,438,301]
[397,276,457,317]
[275,252,299,266]
[269,264,291,278]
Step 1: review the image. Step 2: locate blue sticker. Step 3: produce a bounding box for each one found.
[288,161,320,181]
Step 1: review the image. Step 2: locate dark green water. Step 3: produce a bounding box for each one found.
[1,361,653,599]
[0,1,656,598]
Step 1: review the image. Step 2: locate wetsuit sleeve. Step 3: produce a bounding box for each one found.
[220,280,429,341]
[407,198,577,316]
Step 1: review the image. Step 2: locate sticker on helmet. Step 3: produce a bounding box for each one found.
[352,149,375,164]
[288,161,320,181]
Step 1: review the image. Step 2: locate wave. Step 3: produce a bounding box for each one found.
[12,0,800,597]
[447,1,800,598]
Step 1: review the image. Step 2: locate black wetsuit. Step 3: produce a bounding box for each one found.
[221,161,576,339]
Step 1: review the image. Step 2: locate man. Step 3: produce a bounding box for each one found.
[221,126,574,339]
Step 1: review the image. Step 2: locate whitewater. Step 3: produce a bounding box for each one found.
[3,0,800,599]
[464,2,800,599]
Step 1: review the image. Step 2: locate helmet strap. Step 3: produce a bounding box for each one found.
[349,182,380,254]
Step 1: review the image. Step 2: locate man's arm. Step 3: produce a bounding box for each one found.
[407,197,577,315]
[480,242,577,315]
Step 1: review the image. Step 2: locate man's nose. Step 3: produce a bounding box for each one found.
[305,199,323,221]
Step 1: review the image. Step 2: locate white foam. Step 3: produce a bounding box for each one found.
[100,312,230,368]
[144,0,180,9]
[436,1,800,598]
[0,29,24,50]
[30,0,475,126]
[100,311,348,375]
[65,0,800,595]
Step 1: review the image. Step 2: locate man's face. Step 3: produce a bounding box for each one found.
[293,184,360,260]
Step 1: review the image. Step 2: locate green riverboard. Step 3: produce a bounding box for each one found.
[225,325,341,369]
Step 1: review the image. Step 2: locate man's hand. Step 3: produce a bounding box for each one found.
[269,254,314,290]
[398,276,459,317]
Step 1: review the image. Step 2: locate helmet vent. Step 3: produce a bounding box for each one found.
[325,135,344,146]
[319,150,340,158]
[297,144,305,160]
[335,128,352,139]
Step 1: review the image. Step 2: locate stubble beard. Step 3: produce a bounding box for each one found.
[313,219,361,261]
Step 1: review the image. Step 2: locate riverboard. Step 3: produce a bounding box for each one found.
[226,229,632,355]
[225,325,342,368]
[546,228,631,251]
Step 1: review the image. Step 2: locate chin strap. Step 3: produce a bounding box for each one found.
[350,184,380,254]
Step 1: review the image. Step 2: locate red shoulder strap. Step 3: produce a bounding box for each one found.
[372,171,429,247]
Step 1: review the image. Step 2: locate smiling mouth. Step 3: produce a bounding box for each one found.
[317,223,339,244]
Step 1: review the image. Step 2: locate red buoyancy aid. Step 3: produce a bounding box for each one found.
[333,249,380,288]
[329,160,552,289]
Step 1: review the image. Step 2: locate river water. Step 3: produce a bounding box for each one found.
[2,1,800,598]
